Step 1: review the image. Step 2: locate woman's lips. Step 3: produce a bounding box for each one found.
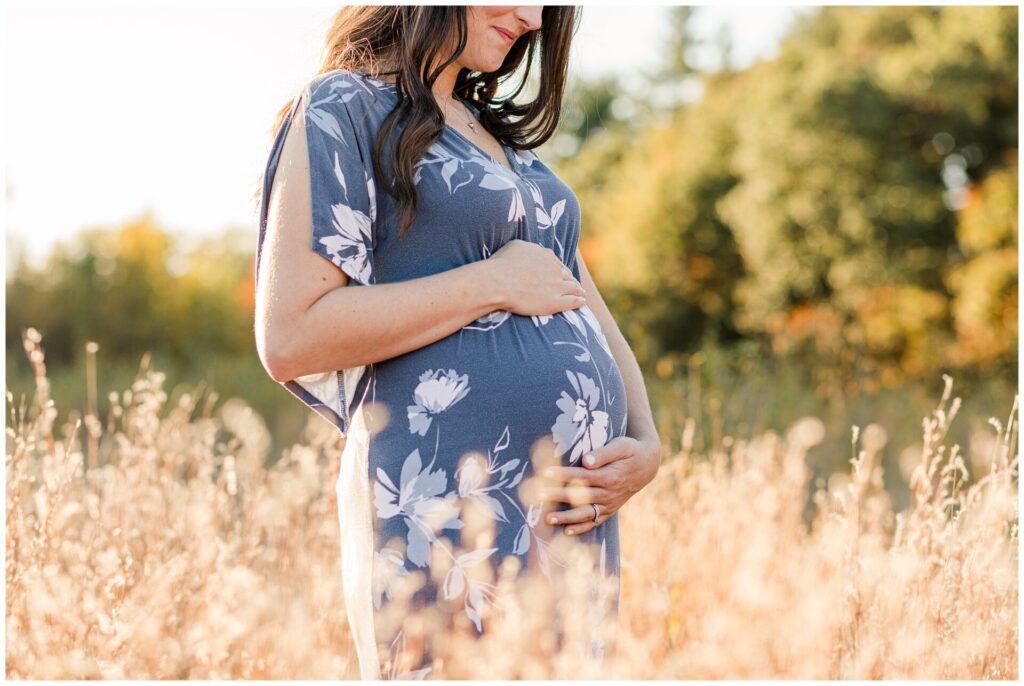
[494,26,515,45]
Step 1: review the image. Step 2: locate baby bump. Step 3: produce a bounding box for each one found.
[362,305,627,607]
[367,304,628,469]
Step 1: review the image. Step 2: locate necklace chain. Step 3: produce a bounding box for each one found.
[440,95,479,135]
[372,74,513,170]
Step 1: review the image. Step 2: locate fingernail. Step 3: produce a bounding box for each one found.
[543,468,554,478]
[584,454,595,467]
[566,528,574,535]
[549,516,558,524]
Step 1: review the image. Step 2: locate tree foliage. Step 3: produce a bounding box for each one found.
[564,5,1017,385]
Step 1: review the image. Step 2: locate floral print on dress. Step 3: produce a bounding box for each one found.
[414,145,475,193]
[536,197,566,232]
[551,370,611,465]
[374,448,462,568]
[441,545,500,631]
[407,368,471,437]
[373,546,408,610]
[383,627,433,680]
[316,152,376,285]
[479,170,527,224]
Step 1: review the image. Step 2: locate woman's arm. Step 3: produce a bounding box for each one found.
[255,106,506,383]
[575,247,660,450]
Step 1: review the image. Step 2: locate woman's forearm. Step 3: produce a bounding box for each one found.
[606,328,661,449]
[277,259,504,380]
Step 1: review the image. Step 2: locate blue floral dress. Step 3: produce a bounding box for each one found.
[255,69,629,679]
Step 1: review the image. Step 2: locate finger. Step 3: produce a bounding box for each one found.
[562,293,586,308]
[538,484,607,506]
[565,518,602,540]
[545,503,613,527]
[541,465,604,487]
[582,437,635,469]
[563,511,612,536]
[561,277,585,296]
[560,272,584,291]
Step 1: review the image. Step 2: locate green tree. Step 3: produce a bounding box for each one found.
[564,5,1017,386]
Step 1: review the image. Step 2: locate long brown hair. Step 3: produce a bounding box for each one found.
[256,5,580,238]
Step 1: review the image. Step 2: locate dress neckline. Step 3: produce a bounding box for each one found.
[445,100,520,174]
[357,71,520,176]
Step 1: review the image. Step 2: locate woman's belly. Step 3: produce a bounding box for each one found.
[359,303,627,582]
[364,303,629,472]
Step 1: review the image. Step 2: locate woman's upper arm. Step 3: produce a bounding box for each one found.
[256,94,351,376]
[253,72,380,430]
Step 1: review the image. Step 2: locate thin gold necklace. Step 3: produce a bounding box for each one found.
[374,69,481,133]
[440,95,480,135]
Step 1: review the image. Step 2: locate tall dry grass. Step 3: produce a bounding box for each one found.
[5,327,1018,679]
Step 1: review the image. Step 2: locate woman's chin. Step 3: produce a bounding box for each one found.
[468,53,508,74]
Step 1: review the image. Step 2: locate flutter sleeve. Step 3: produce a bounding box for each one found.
[255,72,379,436]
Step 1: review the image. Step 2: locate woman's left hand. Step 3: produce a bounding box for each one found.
[537,435,661,536]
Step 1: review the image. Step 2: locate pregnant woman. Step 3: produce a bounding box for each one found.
[254,6,660,680]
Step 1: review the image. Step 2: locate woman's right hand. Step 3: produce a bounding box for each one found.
[487,239,587,316]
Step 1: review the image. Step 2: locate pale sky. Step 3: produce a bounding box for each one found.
[3,3,813,269]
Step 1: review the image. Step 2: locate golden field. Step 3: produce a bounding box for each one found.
[6,327,1018,679]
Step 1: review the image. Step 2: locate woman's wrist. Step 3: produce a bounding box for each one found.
[463,258,508,313]
[629,428,661,453]
[468,256,507,313]
[631,432,662,487]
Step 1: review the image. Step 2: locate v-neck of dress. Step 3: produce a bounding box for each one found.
[447,99,520,175]
[357,72,520,176]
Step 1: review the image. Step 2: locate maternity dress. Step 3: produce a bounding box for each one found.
[255,69,629,679]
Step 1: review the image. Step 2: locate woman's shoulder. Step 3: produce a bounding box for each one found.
[297,69,398,153]
[302,68,399,112]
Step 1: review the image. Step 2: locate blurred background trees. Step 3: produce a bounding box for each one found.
[563,5,1016,384]
[6,6,1017,494]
